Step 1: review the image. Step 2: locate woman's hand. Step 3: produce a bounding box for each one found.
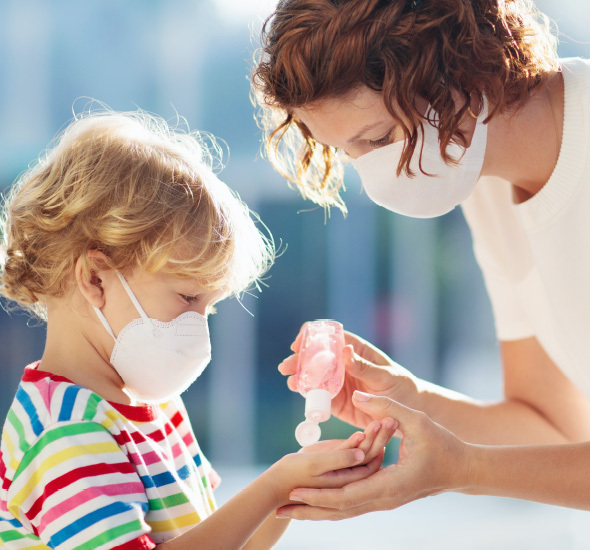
[264,418,398,509]
[278,328,418,428]
[275,391,470,520]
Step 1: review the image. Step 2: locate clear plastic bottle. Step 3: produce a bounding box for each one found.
[294,319,345,447]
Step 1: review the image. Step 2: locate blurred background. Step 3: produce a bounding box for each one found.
[0,1,589,548]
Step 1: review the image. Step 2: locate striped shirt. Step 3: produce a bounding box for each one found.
[0,363,216,549]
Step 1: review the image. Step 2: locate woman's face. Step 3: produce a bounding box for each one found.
[294,86,428,158]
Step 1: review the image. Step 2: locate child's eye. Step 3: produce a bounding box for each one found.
[368,129,394,148]
[180,294,200,304]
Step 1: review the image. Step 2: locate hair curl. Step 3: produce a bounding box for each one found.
[252,0,559,211]
[0,110,275,319]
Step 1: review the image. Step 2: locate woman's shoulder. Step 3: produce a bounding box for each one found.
[560,57,590,92]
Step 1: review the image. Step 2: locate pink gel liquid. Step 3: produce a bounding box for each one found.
[296,320,345,398]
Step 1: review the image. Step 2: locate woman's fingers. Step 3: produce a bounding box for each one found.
[314,453,384,488]
[278,354,298,375]
[343,345,396,388]
[277,500,384,522]
[344,331,392,366]
[286,466,393,514]
[290,330,303,352]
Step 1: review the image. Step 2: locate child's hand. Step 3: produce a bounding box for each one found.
[264,419,398,508]
[299,418,398,467]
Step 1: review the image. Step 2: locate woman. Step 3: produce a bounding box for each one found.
[251,0,590,518]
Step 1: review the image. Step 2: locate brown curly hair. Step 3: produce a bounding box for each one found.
[0,110,274,319]
[252,0,559,211]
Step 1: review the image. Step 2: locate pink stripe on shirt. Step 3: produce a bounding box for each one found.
[37,482,145,534]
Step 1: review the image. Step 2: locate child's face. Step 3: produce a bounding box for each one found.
[99,267,224,338]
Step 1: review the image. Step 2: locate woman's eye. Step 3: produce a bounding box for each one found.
[180,294,200,304]
[368,129,394,148]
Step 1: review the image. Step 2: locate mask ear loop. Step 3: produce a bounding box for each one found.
[93,271,152,341]
[93,306,117,341]
[115,271,152,324]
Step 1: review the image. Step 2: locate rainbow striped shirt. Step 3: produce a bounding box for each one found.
[0,363,216,549]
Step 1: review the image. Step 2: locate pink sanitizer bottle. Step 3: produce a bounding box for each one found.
[295,319,345,447]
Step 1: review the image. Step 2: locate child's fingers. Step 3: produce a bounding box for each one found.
[355,421,381,457]
[298,439,348,453]
[363,417,399,462]
[335,431,366,450]
[309,448,366,477]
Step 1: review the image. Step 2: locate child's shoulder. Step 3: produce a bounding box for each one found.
[1,362,184,456]
[8,362,118,431]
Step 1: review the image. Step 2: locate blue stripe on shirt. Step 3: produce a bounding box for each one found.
[141,464,191,489]
[15,387,43,437]
[58,385,81,422]
[48,501,147,547]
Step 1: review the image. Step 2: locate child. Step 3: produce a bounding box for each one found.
[0,110,396,549]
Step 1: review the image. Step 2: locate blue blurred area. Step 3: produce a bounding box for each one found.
[0,0,588,473]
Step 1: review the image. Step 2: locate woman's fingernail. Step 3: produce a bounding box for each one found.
[354,449,364,461]
[276,513,290,519]
[290,494,303,502]
[353,391,371,402]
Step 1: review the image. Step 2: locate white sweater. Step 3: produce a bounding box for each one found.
[461,58,590,399]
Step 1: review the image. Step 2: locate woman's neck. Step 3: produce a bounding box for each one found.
[481,72,564,203]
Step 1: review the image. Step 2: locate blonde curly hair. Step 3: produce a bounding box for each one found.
[252,0,559,212]
[0,109,275,319]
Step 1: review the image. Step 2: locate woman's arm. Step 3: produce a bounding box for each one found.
[466,441,590,509]
[279,331,590,445]
[414,337,590,444]
[276,392,590,522]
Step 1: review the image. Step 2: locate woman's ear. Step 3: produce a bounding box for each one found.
[75,250,112,309]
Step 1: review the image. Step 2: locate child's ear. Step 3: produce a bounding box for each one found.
[75,250,112,308]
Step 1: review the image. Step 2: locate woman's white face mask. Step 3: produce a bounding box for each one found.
[351,99,488,218]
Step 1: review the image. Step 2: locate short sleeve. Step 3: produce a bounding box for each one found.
[472,242,534,341]
[5,420,157,550]
[461,180,536,342]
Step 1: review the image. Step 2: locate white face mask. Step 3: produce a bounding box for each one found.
[93,272,212,404]
[351,99,488,218]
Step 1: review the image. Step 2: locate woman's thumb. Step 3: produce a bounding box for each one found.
[352,391,411,424]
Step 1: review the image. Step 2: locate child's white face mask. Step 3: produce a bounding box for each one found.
[351,99,488,218]
[93,271,212,404]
